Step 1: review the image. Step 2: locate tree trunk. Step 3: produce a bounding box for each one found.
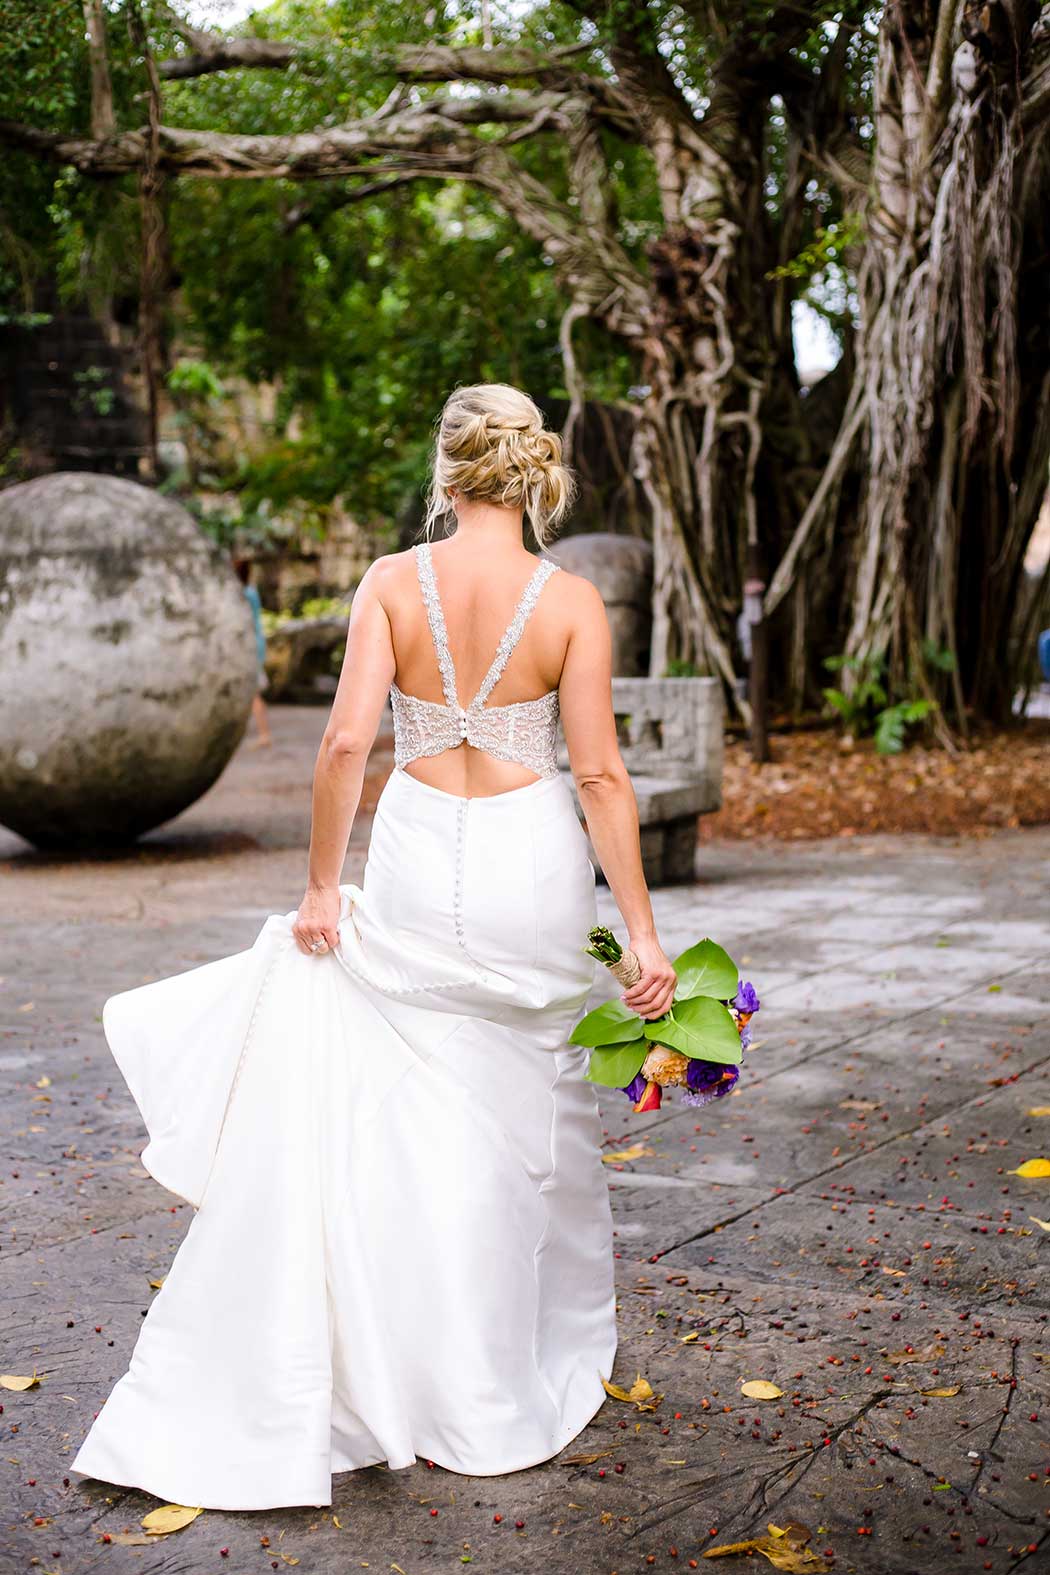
[841,0,1050,723]
[82,0,115,141]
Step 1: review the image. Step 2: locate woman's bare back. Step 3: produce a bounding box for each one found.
[376,535,575,798]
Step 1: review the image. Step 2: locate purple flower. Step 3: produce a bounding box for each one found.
[733,981,760,1014]
[621,1072,647,1103]
[682,1061,740,1107]
[739,1023,752,1051]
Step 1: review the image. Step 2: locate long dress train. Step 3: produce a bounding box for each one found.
[69,763,617,1510]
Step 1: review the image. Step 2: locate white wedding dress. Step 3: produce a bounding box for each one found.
[70,544,617,1510]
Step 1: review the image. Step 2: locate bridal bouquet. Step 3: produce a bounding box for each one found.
[571,926,759,1113]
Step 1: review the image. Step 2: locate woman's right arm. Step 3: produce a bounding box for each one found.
[558,578,677,1021]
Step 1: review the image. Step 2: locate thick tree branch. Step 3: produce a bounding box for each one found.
[159,36,295,80]
[0,101,651,334]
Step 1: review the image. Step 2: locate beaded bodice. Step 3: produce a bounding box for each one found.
[390,542,562,779]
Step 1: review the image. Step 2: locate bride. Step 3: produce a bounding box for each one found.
[70,382,678,1511]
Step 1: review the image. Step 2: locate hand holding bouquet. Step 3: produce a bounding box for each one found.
[571,926,759,1113]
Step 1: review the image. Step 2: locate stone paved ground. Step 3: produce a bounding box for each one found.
[2,708,1049,1575]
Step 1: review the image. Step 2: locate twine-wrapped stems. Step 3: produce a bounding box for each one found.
[585,925,641,989]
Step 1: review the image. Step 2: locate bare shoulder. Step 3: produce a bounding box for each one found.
[356,548,418,606]
[547,564,607,624]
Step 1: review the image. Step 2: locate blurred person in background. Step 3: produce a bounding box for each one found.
[233,555,272,748]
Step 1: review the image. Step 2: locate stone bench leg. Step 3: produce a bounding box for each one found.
[595,813,699,887]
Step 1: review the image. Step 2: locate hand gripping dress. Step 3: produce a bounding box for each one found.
[70,544,618,1510]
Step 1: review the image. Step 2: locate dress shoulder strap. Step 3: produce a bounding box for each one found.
[414,542,460,709]
[472,558,561,707]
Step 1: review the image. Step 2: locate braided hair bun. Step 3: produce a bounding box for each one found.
[424,384,575,545]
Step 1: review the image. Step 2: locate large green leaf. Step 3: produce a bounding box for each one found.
[643,995,742,1065]
[570,997,645,1049]
[671,939,738,1001]
[584,1039,648,1088]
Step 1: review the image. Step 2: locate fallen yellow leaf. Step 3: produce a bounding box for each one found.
[561,1449,615,1465]
[0,1371,41,1391]
[1030,1217,1050,1232]
[602,1144,653,1164]
[141,1504,202,1535]
[680,1331,700,1344]
[148,1277,165,1290]
[1009,1158,1050,1178]
[602,1373,660,1410]
[1027,1107,1050,1117]
[741,1380,784,1400]
[920,1385,961,1397]
[35,1075,51,1088]
[704,1527,829,1572]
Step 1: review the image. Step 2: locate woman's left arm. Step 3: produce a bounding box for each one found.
[292,561,396,956]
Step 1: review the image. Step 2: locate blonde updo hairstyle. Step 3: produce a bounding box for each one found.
[423,383,575,548]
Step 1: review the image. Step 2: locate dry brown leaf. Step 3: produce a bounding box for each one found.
[602,1144,653,1164]
[0,1371,41,1391]
[768,1524,814,1548]
[839,1098,879,1112]
[920,1385,961,1397]
[602,1373,660,1410]
[561,1449,615,1465]
[886,1343,945,1365]
[141,1504,203,1535]
[105,1531,155,1546]
[881,1266,906,1278]
[741,1380,784,1400]
[1008,1158,1050,1178]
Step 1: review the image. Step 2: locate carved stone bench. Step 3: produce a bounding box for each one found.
[559,676,723,885]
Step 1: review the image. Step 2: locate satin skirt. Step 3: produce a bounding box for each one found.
[70,767,617,1510]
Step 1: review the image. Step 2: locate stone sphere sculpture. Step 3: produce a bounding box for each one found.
[548,532,653,675]
[0,472,257,849]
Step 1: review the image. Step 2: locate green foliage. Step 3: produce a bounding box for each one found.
[663,659,703,677]
[72,366,116,416]
[670,939,739,1001]
[571,935,743,1085]
[569,997,648,1049]
[0,0,876,522]
[641,996,742,1067]
[822,642,955,753]
[583,1040,648,1089]
[767,214,865,283]
[261,595,351,633]
[168,359,226,403]
[872,698,937,756]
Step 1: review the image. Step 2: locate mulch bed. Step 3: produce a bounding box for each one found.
[702,719,1050,840]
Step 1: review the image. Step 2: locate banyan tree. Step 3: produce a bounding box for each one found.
[2,0,1049,725]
